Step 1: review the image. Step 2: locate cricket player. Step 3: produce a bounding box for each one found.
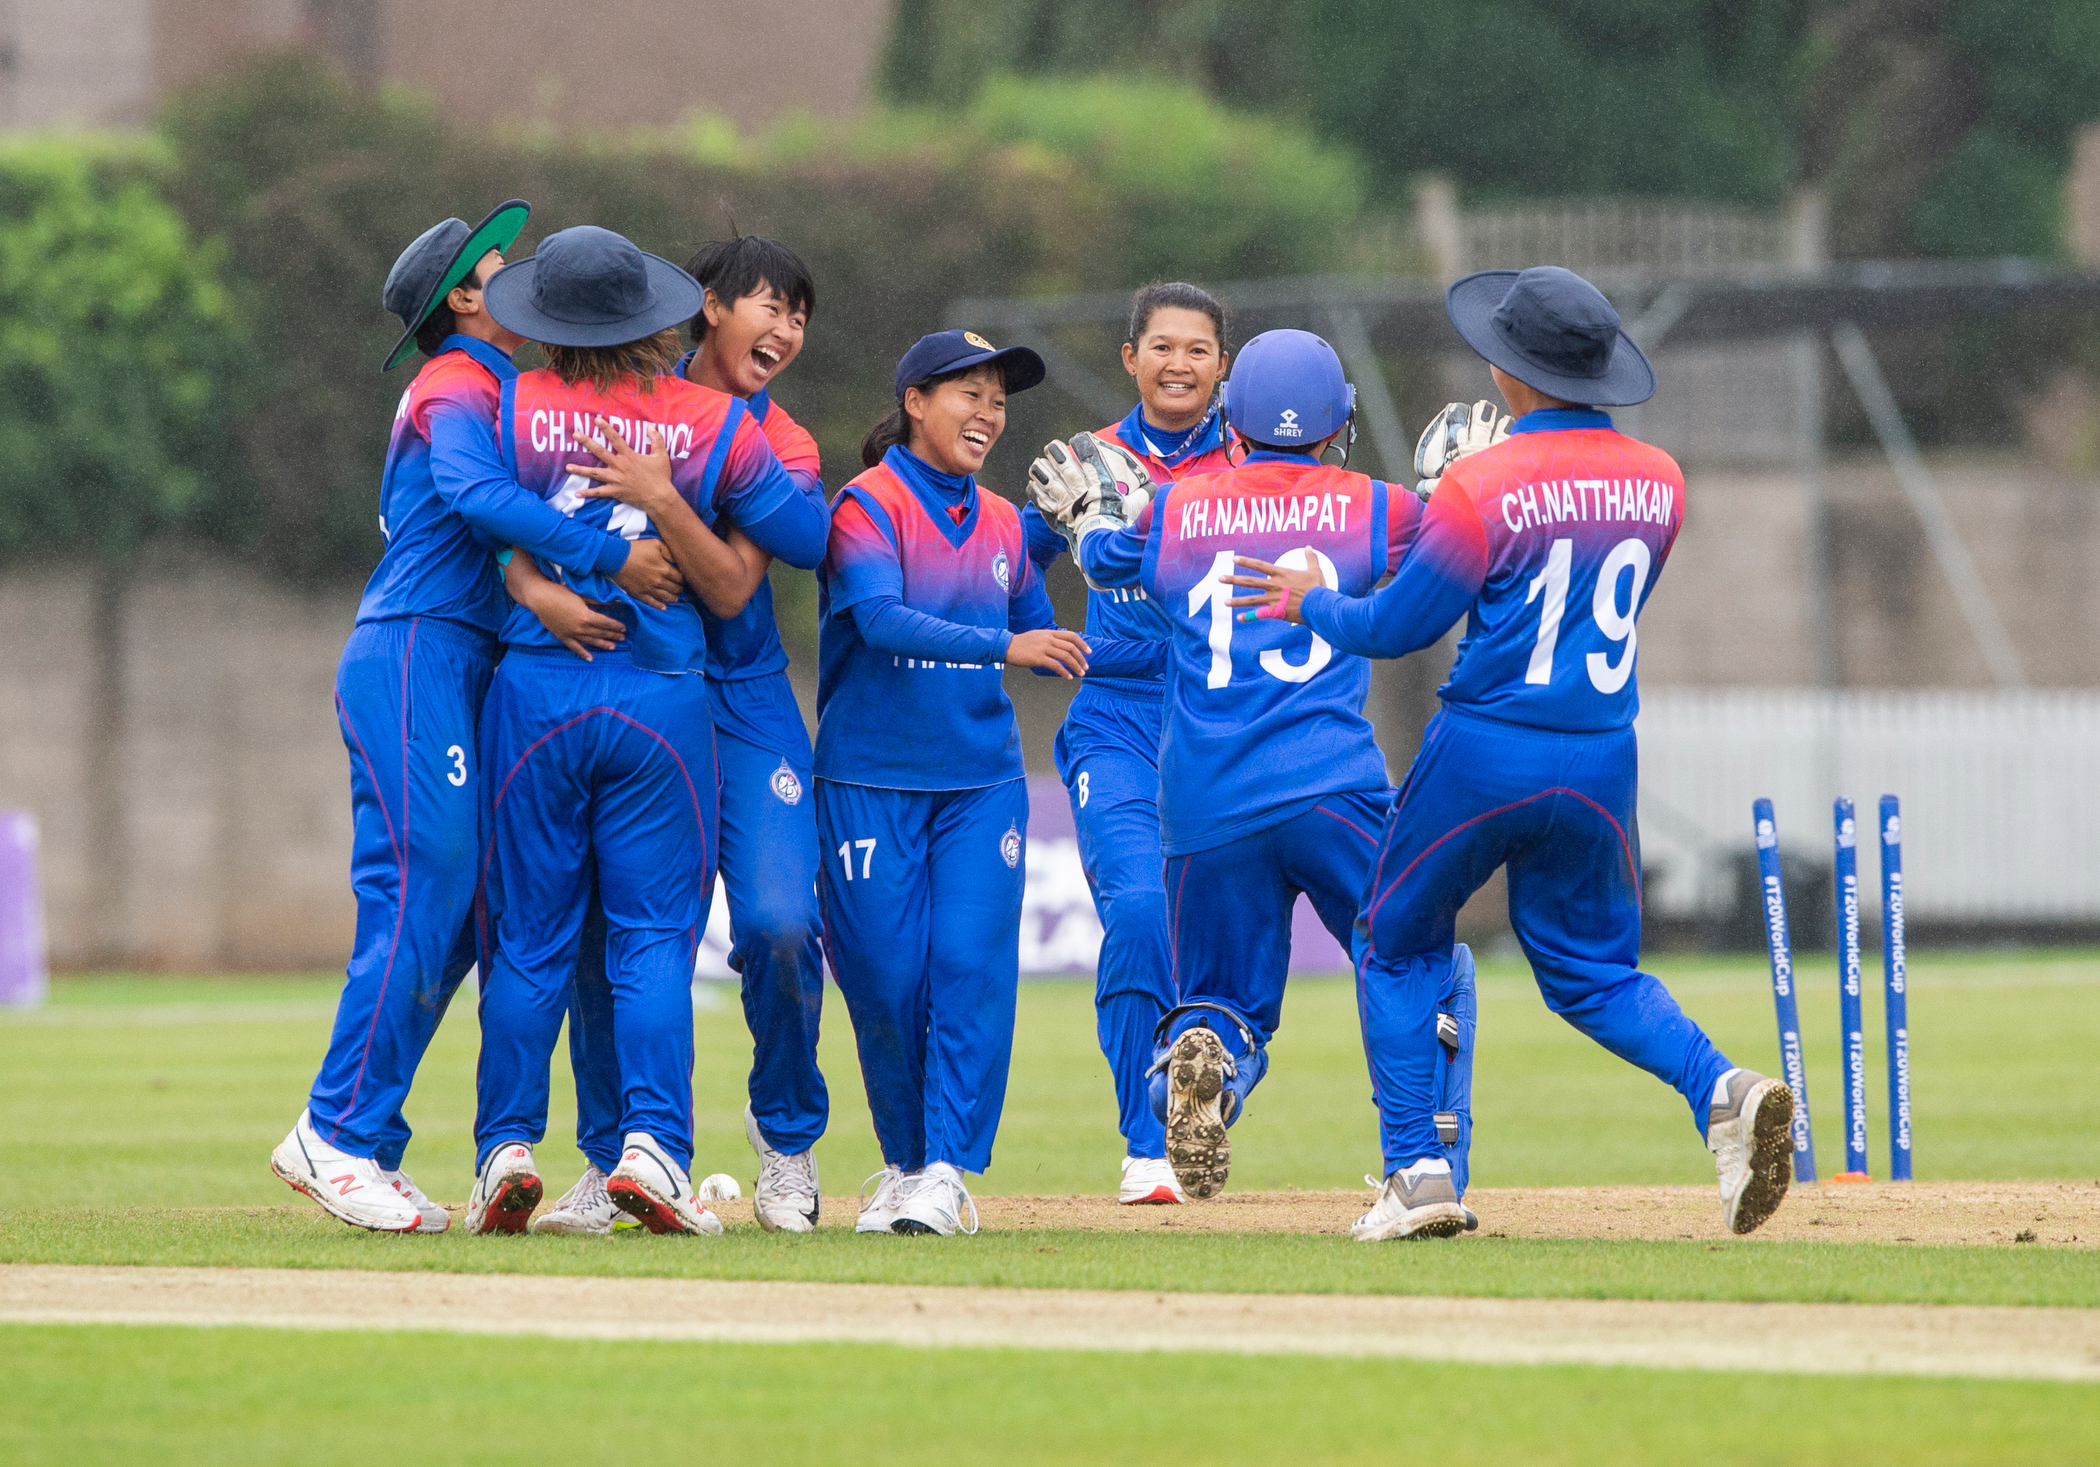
[1227,267,1795,1240]
[269,202,684,1233]
[1039,328,1414,1202]
[820,330,1116,1236]
[465,226,827,1236]
[1019,282,1235,1205]
[528,237,832,1238]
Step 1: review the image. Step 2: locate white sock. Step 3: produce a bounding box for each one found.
[1402,1156,1452,1176]
[1712,1069,1742,1107]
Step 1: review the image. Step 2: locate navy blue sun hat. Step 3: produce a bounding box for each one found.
[894,329,1046,397]
[380,198,531,371]
[1445,266,1655,407]
[483,225,704,349]
[1221,329,1355,448]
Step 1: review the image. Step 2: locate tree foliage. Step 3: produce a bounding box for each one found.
[122,53,1360,583]
[883,0,1808,208]
[0,139,233,563]
[883,0,2100,259]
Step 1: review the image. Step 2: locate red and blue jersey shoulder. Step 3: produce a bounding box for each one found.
[826,459,1032,626]
[1148,456,1406,601]
[403,349,501,441]
[751,393,822,493]
[1434,419,1684,729]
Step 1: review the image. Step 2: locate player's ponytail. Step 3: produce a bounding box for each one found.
[861,398,910,468]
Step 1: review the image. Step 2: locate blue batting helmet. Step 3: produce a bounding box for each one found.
[1221,329,1355,449]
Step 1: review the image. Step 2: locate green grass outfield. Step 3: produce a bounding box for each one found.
[7,1325,2096,1467]
[5,949,2097,1210]
[4,952,2096,1465]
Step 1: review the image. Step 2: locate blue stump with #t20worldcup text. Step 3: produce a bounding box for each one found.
[1880,794,1913,1181]
[1833,798,1870,1180]
[1753,798,1816,1182]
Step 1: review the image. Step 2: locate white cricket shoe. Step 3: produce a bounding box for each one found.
[606,1132,724,1236]
[531,1163,623,1236]
[464,1142,543,1235]
[1351,1160,1470,1242]
[855,1165,909,1233]
[1119,1155,1184,1205]
[269,1110,420,1233]
[381,1167,450,1232]
[745,1104,820,1233]
[890,1161,979,1236]
[1707,1069,1795,1235]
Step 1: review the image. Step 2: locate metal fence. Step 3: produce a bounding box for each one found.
[1637,688,2100,922]
[1460,200,1787,278]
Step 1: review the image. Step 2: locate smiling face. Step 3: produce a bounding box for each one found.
[690,283,807,396]
[904,364,1007,477]
[1121,305,1227,433]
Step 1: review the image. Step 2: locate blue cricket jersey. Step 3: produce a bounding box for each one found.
[356,335,630,633]
[1079,450,1418,854]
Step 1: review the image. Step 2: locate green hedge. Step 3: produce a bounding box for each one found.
[0,52,1364,584]
[0,137,232,562]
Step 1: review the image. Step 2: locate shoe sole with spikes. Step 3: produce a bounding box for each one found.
[1164,1027,1231,1199]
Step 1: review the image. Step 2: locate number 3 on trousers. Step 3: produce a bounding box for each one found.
[1525,537,1650,694]
[445,745,468,787]
[836,837,877,880]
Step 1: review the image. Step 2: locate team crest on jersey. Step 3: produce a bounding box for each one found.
[769,759,803,806]
[1000,822,1021,869]
[1274,408,1303,439]
[991,550,1010,591]
[964,332,995,350]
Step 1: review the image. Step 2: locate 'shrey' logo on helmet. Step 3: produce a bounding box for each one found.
[1000,822,1022,869]
[770,759,803,806]
[1274,408,1302,438]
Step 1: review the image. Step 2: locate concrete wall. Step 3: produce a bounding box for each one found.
[0,0,887,133]
[0,552,357,970]
[3,451,2095,970]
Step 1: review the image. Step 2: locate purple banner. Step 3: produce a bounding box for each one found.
[0,810,47,1008]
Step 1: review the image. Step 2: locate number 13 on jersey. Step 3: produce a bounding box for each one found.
[1189,547,1339,688]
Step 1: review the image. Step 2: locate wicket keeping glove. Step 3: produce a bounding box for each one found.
[1413,399,1510,501]
[1027,438,1101,532]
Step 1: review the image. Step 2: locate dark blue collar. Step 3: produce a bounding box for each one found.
[1118,401,1225,466]
[1509,407,1613,435]
[439,333,519,381]
[883,444,978,547]
[1240,447,1322,467]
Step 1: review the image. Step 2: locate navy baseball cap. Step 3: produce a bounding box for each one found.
[894,329,1046,397]
[1221,329,1355,449]
[380,198,531,372]
[1445,266,1655,406]
[484,226,704,350]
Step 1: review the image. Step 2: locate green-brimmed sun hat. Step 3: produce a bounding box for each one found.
[380,198,531,372]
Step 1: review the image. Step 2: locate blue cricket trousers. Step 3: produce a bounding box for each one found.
[308,616,491,1169]
[817,777,1027,1174]
[567,673,828,1172]
[473,650,717,1173]
[1358,704,1733,1171]
[1054,687,1172,1159]
[1159,789,1393,1121]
